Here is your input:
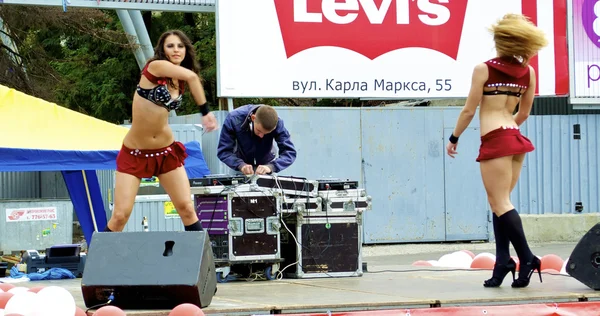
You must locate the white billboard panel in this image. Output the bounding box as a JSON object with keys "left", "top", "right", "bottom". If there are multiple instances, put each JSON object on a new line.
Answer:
{"left": 217, "top": 0, "right": 568, "bottom": 99}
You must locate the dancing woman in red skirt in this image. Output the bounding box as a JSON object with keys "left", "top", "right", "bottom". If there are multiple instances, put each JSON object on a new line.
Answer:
{"left": 105, "top": 30, "right": 218, "bottom": 233}
{"left": 446, "top": 14, "right": 547, "bottom": 288}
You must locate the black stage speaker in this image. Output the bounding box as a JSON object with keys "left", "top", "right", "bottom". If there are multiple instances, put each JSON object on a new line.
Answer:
{"left": 81, "top": 231, "right": 217, "bottom": 309}
{"left": 566, "top": 223, "right": 600, "bottom": 290}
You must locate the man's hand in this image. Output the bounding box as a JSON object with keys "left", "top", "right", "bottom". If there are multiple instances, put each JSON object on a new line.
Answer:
{"left": 202, "top": 113, "right": 218, "bottom": 133}
{"left": 255, "top": 165, "right": 272, "bottom": 175}
{"left": 240, "top": 164, "right": 254, "bottom": 175}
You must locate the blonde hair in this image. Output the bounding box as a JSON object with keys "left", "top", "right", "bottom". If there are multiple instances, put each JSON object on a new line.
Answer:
{"left": 490, "top": 14, "right": 548, "bottom": 65}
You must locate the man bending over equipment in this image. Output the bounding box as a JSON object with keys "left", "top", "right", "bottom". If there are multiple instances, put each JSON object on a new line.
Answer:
{"left": 217, "top": 104, "right": 297, "bottom": 175}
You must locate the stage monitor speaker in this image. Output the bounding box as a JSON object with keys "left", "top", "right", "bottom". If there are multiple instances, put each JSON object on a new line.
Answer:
{"left": 566, "top": 223, "right": 600, "bottom": 290}
{"left": 81, "top": 231, "right": 217, "bottom": 310}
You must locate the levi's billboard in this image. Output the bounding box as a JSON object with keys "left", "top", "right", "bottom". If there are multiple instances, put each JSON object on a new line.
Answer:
{"left": 216, "top": 0, "right": 568, "bottom": 99}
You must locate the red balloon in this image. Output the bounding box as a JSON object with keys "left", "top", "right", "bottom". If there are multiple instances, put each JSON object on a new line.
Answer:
{"left": 0, "top": 283, "right": 15, "bottom": 292}
{"left": 541, "top": 254, "right": 564, "bottom": 272}
{"left": 28, "top": 286, "right": 45, "bottom": 293}
{"left": 411, "top": 260, "right": 432, "bottom": 267}
{"left": 0, "top": 291, "right": 14, "bottom": 309}
{"left": 168, "top": 303, "right": 205, "bottom": 316}
{"left": 470, "top": 256, "right": 495, "bottom": 270}
{"left": 93, "top": 305, "right": 127, "bottom": 316}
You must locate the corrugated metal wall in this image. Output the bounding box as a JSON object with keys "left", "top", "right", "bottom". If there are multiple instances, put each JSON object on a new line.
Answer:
{"left": 116, "top": 195, "right": 186, "bottom": 232}
{"left": 0, "top": 172, "right": 41, "bottom": 199}
{"left": 510, "top": 114, "right": 600, "bottom": 216}
{"left": 169, "top": 111, "right": 231, "bottom": 175}
{"left": 4, "top": 106, "right": 600, "bottom": 245}
{"left": 173, "top": 106, "right": 600, "bottom": 244}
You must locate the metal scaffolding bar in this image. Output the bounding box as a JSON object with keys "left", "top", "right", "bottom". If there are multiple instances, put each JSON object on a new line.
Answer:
{"left": 0, "top": 0, "right": 216, "bottom": 13}
{"left": 128, "top": 10, "right": 154, "bottom": 60}
{"left": 116, "top": 10, "right": 147, "bottom": 70}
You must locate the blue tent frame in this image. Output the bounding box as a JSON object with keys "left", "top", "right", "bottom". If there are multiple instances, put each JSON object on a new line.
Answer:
{"left": 0, "top": 141, "right": 211, "bottom": 246}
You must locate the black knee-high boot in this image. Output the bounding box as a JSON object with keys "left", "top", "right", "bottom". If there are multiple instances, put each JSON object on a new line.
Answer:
{"left": 497, "top": 209, "right": 542, "bottom": 287}
{"left": 493, "top": 213, "right": 511, "bottom": 264}
{"left": 483, "top": 213, "right": 516, "bottom": 287}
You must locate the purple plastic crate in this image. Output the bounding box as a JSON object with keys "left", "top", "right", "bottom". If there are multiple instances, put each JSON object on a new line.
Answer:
{"left": 195, "top": 195, "right": 229, "bottom": 235}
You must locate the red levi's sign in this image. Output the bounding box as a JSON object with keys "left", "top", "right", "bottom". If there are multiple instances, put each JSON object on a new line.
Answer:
{"left": 216, "top": 0, "right": 569, "bottom": 98}
{"left": 274, "top": 0, "right": 468, "bottom": 60}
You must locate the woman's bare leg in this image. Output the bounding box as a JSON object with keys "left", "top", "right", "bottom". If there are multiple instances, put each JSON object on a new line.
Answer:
{"left": 106, "top": 171, "right": 141, "bottom": 232}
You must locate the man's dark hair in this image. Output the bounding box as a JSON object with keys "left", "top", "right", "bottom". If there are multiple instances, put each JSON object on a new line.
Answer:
{"left": 255, "top": 105, "right": 279, "bottom": 131}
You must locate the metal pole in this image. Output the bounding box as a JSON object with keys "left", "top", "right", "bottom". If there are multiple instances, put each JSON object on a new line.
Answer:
{"left": 128, "top": 10, "right": 154, "bottom": 60}
{"left": 0, "top": 18, "right": 27, "bottom": 77}
{"left": 227, "top": 98, "right": 234, "bottom": 112}
{"left": 116, "top": 10, "right": 146, "bottom": 70}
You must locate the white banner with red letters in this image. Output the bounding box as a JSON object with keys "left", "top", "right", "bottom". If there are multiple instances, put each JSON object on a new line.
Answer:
{"left": 216, "top": 0, "right": 568, "bottom": 99}
{"left": 5, "top": 207, "right": 58, "bottom": 222}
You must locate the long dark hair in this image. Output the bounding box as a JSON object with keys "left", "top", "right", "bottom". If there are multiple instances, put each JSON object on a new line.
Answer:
{"left": 146, "top": 30, "right": 201, "bottom": 88}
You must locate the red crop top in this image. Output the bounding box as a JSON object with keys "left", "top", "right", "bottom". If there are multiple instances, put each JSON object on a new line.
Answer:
{"left": 482, "top": 57, "right": 530, "bottom": 97}
{"left": 141, "top": 63, "right": 186, "bottom": 93}
{"left": 136, "top": 62, "right": 186, "bottom": 112}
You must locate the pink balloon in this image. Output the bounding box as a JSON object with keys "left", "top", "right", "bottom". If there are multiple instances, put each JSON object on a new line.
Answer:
{"left": 169, "top": 303, "right": 205, "bottom": 316}
{"left": 0, "top": 291, "right": 14, "bottom": 309}
{"left": 75, "top": 306, "right": 87, "bottom": 316}
{"left": 0, "top": 283, "right": 15, "bottom": 292}
{"left": 93, "top": 305, "right": 127, "bottom": 316}
{"left": 28, "top": 286, "right": 45, "bottom": 293}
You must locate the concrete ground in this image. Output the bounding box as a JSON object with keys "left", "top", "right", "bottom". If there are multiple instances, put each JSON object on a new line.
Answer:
{"left": 15, "top": 241, "right": 597, "bottom": 316}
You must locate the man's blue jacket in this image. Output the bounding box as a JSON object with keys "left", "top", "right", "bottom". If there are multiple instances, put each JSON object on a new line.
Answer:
{"left": 216, "top": 104, "right": 297, "bottom": 173}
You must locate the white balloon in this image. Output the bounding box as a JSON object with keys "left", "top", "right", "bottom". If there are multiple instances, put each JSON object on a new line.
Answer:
{"left": 438, "top": 252, "right": 472, "bottom": 268}
{"left": 7, "top": 287, "right": 29, "bottom": 295}
{"left": 4, "top": 291, "right": 38, "bottom": 315}
{"left": 561, "top": 257, "right": 570, "bottom": 275}
{"left": 450, "top": 251, "right": 475, "bottom": 268}
{"left": 0, "top": 308, "right": 4, "bottom": 316}
{"left": 30, "top": 286, "right": 76, "bottom": 316}
{"left": 427, "top": 260, "right": 439, "bottom": 267}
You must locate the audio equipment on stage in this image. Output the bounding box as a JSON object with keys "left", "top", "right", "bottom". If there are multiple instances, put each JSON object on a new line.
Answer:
{"left": 566, "top": 223, "right": 600, "bottom": 290}
{"left": 190, "top": 175, "right": 247, "bottom": 187}
{"left": 81, "top": 231, "right": 217, "bottom": 309}
{"left": 22, "top": 244, "right": 86, "bottom": 277}
{"left": 316, "top": 178, "right": 359, "bottom": 191}
{"left": 251, "top": 175, "right": 318, "bottom": 197}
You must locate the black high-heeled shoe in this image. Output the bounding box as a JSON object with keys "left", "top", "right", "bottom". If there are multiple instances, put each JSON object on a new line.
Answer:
{"left": 511, "top": 256, "right": 542, "bottom": 288}
{"left": 483, "top": 258, "right": 517, "bottom": 287}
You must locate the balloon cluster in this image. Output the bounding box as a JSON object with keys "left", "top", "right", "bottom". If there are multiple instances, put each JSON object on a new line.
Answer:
{"left": 412, "top": 250, "right": 568, "bottom": 274}
{"left": 0, "top": 283, "right": 205, "bottom": 316}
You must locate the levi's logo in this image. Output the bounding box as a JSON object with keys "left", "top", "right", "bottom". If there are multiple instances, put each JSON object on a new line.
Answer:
{"left": 274, "top": 0, "right": 469, "bottom": 60}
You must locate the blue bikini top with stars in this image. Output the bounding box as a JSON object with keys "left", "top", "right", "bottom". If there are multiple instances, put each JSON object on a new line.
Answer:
{"left": 136, "top": 62, "right": 185, "bottom": 111}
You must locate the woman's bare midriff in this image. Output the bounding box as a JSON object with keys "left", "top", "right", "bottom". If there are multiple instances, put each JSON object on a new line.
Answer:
{"left": 479, "top": 91, "right": 522, "bottom": 136}
{"left": 122, "top": 94, "right": 174, "bottom": 150}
